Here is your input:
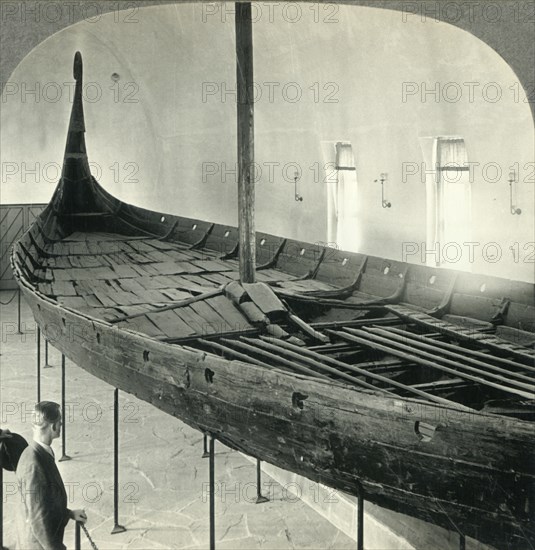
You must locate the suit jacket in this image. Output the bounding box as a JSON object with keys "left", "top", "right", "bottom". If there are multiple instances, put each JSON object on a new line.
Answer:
{"left": 16, "top": 441, "right": 71, "bottom": 550}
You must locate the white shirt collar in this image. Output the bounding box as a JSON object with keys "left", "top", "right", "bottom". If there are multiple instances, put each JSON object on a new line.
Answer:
{"left": 35, "top": 440, "right": 55, "bottom": 459}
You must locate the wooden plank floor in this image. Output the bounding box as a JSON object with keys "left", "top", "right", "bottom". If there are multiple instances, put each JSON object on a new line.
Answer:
{"left": 42, "top": 233, "right": 262, "bottom": 341}
{"left": 38, "top": 232, "right": 535, "bottom": 384}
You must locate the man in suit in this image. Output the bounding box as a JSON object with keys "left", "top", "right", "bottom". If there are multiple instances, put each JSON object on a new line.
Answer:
{"left": 16, "top": 401, "right": 87, "bottom": 550}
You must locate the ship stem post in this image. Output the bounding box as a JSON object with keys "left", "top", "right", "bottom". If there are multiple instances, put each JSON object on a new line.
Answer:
{"left": 235, "top": 2, "right": 256, "bottom": 283}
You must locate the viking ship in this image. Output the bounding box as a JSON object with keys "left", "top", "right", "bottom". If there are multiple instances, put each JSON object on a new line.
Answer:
{"left": 10, "top": 52, "right": 535, "bottom": 549}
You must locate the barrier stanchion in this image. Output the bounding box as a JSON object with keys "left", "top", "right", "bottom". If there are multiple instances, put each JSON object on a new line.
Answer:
{"left": 202, "top": 433, "right": 209, "bottom": 458}
{"left": 255, "top": 459, "right": 268, "bottom": 504}
{"left": 58, "top": 355, "right": 71, "bottom": 462}
{"left": 209, "top": 435, "right": 215, "bottom": 550}
{"left": 111, "top": 388, "right": 126, "bottom": 535}
{"left": 36, "top": 326, "right": 41, "bottom": 402}
{"left": 357, "top": 484, "right": 364, "bottom": 550}
{"left": 0, "top": 465, "right": 4, "bottom": 550}
{"left": 43, "top": 340, "right": 52, "bottom": 368}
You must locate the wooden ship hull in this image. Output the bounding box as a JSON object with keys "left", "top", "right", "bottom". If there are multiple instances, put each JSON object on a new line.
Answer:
{"left": 11, "top": 53, "right": 535, "bottom": 549}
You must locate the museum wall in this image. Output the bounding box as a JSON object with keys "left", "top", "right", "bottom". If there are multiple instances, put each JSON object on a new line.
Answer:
{"left": 1, "top": 3, "right": 533, "bottom": 281}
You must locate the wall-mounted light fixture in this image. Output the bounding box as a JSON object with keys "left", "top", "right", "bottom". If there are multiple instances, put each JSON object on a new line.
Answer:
{"left": 374, "top": 173, "right": 391, "bottom": 208}
{"left": 294, "top": 172, "right": 303, "bottom": 202}
{"left": 508, "top": 169, "right": 521, "bottom": 215}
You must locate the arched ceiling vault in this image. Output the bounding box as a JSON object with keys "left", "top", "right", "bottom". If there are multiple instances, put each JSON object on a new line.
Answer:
{"left": 1, "top": 0, "right": 534, "bottom": 123}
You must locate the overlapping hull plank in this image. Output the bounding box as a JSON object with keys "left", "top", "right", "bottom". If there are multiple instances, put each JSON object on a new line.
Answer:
{"left": 11, "top": 53, "right": 535, "bottom": 548}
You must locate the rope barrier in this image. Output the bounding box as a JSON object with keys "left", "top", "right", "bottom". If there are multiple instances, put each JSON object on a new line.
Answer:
{"left": 75, "top": 522, "right": 99, "bottom": 550}
{"left": 0, "top": 290, "right": 18, "bottom": 306}
{"left": 81, "top": 523, "right": 99, "bottom": 550}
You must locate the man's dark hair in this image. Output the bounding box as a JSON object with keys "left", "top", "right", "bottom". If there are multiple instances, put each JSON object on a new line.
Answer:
{"left": 33, "top": 401, "right": 61, "bottom": 428}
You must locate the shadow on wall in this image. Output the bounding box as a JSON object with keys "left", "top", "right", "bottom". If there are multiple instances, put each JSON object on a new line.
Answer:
{"left": 0, "top": 3, "right": 533, "bottom": 282}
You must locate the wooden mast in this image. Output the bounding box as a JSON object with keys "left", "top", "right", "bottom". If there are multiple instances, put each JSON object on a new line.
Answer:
{"left": 235, "top": 2, "right": 256, "bottom": 283}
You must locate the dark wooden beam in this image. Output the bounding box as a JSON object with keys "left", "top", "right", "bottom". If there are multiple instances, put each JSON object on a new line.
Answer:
{"left": 263, "top": 336, "right": 468, "bottom": 408}
{"left": 338, "top": 329, "right": 534, "bottom": 400}
{"left": 246, "top": 336, "right": 394, "bottom": 394}
{"left": 235, "top": 2, "right": 256, "bottom": 283}
{"left": 371, "top": 327, "right": 535, "bottom": 384}
{"left": 384, "top": 326, "right": 535, "bottom": 375}
{"left": 310, "top": 317, "right": 401, "bottom": 330}
{"left": 195, "top": 339, "right": 273, "bottom": 369}
{"left": 220, "top": 338, "right": 329, "bottom": 380}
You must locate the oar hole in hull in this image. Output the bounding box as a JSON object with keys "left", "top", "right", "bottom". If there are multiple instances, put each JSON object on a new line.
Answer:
{"left": 96, "top": 333, "right": 101, "bottom": 344}
{"left": 414, "top": 421, "right": 436, "bottom": 442}
{"left": 292, "top": 392, "right": 308, "bottom": 409}
{"left": 205, "top": 368, "right": 215, "bottom": 383}
{"left": 184, "top": 368, "right": 191, "bottom": 389}
{"left": 143, "top": 350, "right": 150, "bottom": 362}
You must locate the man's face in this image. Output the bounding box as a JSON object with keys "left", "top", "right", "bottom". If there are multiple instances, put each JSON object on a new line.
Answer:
{"left": 51, "top": 414, "right": 62, "bottom": 440}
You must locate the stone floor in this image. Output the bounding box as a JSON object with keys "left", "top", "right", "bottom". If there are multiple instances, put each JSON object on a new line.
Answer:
{"left": 1, "top": 290, "right": 356, "bottom": 549}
